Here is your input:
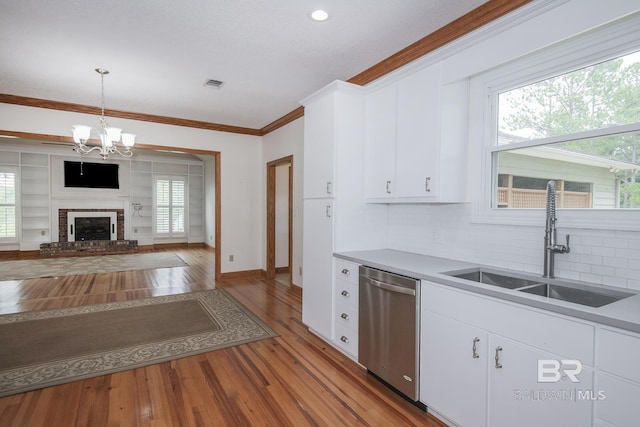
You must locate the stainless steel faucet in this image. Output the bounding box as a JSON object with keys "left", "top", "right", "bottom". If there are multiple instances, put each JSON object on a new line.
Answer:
{"left": 543, "top": 181, "right": 570, "bottom": 278}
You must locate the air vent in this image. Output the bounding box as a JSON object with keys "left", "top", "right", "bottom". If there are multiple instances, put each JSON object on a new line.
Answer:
{"left": 204, "top": 79, "right": 224, "bottom": 89}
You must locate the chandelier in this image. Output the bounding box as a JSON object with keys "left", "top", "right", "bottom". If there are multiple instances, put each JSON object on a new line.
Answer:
{"left": 71, "top": 68, "right": 135, "bottom": 159}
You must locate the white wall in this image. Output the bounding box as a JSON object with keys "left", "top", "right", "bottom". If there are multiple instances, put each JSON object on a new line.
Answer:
{"left": 383, "top": 0, "right": 640, "bottom": 291}
{"left": 261, "top": 117, "right": 304, "bottom": 287}
{"left": 0, "top": 103, "right": 263, "bottom": 274}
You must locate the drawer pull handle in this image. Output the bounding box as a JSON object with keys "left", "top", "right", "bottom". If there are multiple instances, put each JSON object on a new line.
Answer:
{"left": 340, "top": 336, "right": 349, "bottom": 343}
{"left": 341, "top": 290, "right": 349, "bottom": 297}
{"left": 495, "top": 346, "right": 503, "bottom": 369}
{"left": 341, "top": 313, "right": 349, "bottom": 320}
{"left": 425, "top": 176, "right": 431, "bottom": 192}
{"left": 472, "top": 337, "right": 480, "bottom": 359}
{"left": 341, "top": 268, "right": 350, "bottom": 276}
{"left": 326, "top": 181, "right": 332, "bottom": 195}
{"left": 386, "top": 180, "right": 392, "bottom": 194}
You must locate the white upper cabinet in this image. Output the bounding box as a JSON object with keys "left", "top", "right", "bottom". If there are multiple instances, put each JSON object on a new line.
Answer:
{"left": 364, "top": 63, "right": 468, "bottom": 203}
{"left": 302, "top": 91, "right": 336, "bottom": 199}
{"left": 395, "top": 64, "right": 441, "bottom": 199}
{"left": 364, "top": 83, "right": 397, "bottom": 200}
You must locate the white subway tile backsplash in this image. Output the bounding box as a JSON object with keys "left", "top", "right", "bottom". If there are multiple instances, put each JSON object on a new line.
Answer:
{"left": 590, "top": 265, "right": 616, "bottom": 277}
{"left": 602, "top": 256, "right": 628, "bottom": 269}
{"left": 579, "top": 272, "right": 604, "bottom": 284}
{"left": 387, "top": 204, "right": 640, "bottom": 290}
{"left": 603, "top": 238, "right": 629, "bottom": 249}
{"left": 615, "top": 248, "right": 640, "bottom": 260}
{"left": 579, "top": 254, "right": 603, "bottom": 266}
{"left": 591, "top": 246, "right": 616, "bottom": 257}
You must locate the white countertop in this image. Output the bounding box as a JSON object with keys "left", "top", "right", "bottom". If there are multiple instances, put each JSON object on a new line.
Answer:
{"left": 335, "top": 249, "right": 640, "bottom": 334}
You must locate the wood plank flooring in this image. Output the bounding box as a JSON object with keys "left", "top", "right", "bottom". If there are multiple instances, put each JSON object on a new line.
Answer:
{"left": 0, "top": 248, "right": 443, "bottom": 426}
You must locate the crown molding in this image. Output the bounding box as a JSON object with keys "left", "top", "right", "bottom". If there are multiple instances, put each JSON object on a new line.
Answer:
{"left": 0, "top": 94, "right": 262, "bottom": 137}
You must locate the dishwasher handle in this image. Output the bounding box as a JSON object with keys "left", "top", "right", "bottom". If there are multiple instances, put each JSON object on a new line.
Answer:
{"left": 362, "top": 277, "right": 416, "bottom": 296}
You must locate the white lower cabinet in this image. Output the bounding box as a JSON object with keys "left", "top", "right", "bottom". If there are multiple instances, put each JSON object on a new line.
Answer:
{"left": 595, "top": 328, "right": 640, "bottom": 427}
{"left": 301, "top": 199, "right": 334, "bottom": 339}
{"left": 488, "top": 335, "right": 593, "bottom": 427}
{"left": 421, "top": 311, "right": 488, "bottom": 426}
{"left": 421, "top": 280, "right": 595, "bottom": 427}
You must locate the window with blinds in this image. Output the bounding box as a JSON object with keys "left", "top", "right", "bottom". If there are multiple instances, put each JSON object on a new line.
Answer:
{"left": 154, "top": 176, "right": 186, "bottom": 237}
{"left": 0, "top": 170, "right": 17, "bottom": 240}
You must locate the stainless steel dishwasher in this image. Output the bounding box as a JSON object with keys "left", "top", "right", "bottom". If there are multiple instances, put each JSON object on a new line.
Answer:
{"left": 359, "top": 266, "right": 421, "bottom": 404}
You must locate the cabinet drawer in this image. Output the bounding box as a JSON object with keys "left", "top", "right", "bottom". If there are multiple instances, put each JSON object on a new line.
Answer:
{"left": 599, "top": 328, "right": 640, "bottom": 383}
{"left": 422, "top": 281, "right": 595, "bottom": 365}
{"left": 596, "top": 373, "right": 640, "bottom": 427}
{"left": 335, "top": 303, "right": 358, "bottom": 333}
{"left": 334, "top": 323, "right": 358, "bottom": 357}
{"left": 334, "top": 259, "right": 359, "bottom": 285}
{"left": 335, "top": 279, "right": 358, "bottom": 309}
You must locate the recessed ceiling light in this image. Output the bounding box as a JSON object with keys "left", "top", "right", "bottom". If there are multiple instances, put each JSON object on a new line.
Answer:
{"left": 309, "top": 9, "right": 330, "bottom": 22}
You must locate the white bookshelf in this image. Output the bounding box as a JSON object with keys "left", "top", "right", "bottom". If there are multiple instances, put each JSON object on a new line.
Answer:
{"left": 20, "top": 153, "right": 50, "bottom": 248}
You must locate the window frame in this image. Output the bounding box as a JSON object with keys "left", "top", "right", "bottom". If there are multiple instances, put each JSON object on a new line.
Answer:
{"left": 153, "top": 174, "right": 188, "bottom": 239}
{"left": 470, "top": 13, "right": 640, "bottom": 231}
{"left": 0, "top": 166, "right": 19, "bottom": 243}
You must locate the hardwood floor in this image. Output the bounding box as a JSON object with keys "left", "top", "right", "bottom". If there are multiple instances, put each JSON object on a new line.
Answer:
{"left": 0, "top": 248, "right": 443, "bottom": 426}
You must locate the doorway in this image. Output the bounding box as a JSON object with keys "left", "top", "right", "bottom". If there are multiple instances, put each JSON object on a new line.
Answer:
{"left": 266, "top": 155, "right": 293, "bottom": 282}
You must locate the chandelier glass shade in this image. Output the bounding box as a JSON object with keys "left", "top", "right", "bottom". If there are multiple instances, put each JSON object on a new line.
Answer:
{"left": 72, "top": 69, "right": 135, "bottom": 159}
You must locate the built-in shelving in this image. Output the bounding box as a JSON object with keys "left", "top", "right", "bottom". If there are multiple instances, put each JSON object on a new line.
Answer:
{"left": 20, "top": 153, "right": 50, "bottom": 248}
{"left": 130, "top": 161, "right": 153, "bottom": 240}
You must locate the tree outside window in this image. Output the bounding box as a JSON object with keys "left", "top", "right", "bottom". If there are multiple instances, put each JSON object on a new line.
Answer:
{"left": 495, "top": 50, "right": 640, "bottom": 208}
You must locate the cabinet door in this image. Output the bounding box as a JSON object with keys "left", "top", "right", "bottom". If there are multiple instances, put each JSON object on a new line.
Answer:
{"left": 301, "top": 199, "right": 334, "bottom": 338}
{"left": 364, "top": 84, "right": 397, "bottom": 200}
{"left": 489, "top": 335, "right": 593, "bottom": 427}
{"left": 421, "top": 310, "right": 488, "bottom": 427}
{"left": 303, "top": 93, "right": 335, "bottom": 199}
{"left": 395, "top": 64, "right": 441, "bottom": 199}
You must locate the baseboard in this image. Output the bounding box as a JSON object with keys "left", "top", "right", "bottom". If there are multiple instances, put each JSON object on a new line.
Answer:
{"left": 275, "top": 266, "right": 290, "bottom": 274}
{"left": 219, "top": 269, "right": 263, "bottom": 280}
{"left": 138, "top": 242, "right": 209, "bottom": 251}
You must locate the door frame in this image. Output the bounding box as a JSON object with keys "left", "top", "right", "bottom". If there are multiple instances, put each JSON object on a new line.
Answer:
{"left": 266, "top": 155, "right": 293, "bottom": 281}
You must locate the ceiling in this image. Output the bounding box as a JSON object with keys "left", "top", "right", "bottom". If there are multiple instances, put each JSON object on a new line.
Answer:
{"left": 1, "top": 0, "right": 489, "bottom": 132}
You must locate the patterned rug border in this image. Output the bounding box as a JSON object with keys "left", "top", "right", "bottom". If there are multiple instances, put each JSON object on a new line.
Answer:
{"left": 0, "top": 252, "right": 188, "bottom": 281}
{"left": 0, "top": 289, "right": 278, "bottom": 397}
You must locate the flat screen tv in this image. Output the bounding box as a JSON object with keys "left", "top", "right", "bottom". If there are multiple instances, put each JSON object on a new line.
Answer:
{"left": 64, "top": 161, "right": 120, "bottom": 189}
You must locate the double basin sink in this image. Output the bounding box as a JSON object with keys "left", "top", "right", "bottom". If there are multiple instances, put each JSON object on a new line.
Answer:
{"left": 445, "top": 268, "right": 634, "bottom": 308}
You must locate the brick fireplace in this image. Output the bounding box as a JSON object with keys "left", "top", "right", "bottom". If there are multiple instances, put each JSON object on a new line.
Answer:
{"left": 58, "top": 209, "right": 125, "bottom": 242}
{"left": 39, "top": 208, "right": 137, "bottom": 257}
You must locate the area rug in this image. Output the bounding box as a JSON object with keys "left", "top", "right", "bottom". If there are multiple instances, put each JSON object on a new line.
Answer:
{"left": 0, "top": 289, "right": 277, "bottom": 397}
{"left": 0, "top": 252, "right": 188, "bottom": 281}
